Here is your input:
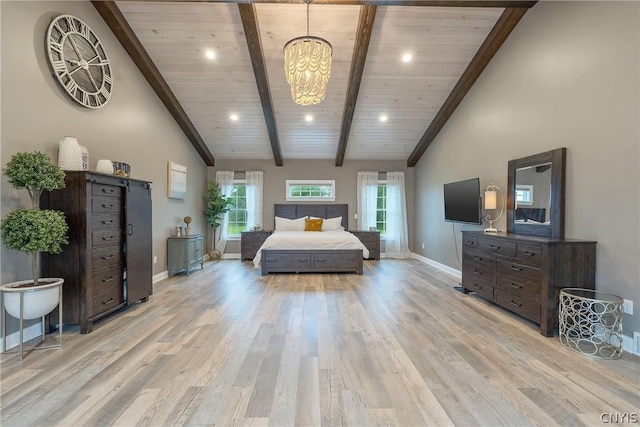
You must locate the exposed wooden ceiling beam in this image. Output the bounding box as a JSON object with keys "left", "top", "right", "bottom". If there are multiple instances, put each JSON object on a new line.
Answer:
{"left": 116, "top": 0, "right": 537, "bottom": 7}
{"left": 238, "top": 4, "right": 284, "bottom": 166}
{"left": 335, "top": 6, "right": 377, "bottom": 167}
{"left": 91, "top": 1, "right": 216, "bottom": 167}
{"left": 406, "top": 6, "right": 531, "bottom": 167}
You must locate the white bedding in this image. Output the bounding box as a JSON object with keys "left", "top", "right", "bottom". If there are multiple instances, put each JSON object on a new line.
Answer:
{"left": 253, "top": 230, "right": 370, "bottom": 268}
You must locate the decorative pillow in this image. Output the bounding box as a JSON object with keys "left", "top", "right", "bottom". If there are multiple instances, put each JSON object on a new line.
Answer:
{"left": 275, "top": 216, "right": 307, "bottom": 231}
{"left": 322, "top": 216, "right": 343, "bottom": 231}
{"left": 305, "top": 218, "right": 323, "bottom": 231}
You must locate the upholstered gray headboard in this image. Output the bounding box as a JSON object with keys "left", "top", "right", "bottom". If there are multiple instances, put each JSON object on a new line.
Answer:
{"left": 274, "top": 204, "right": 349, "bottom": 230}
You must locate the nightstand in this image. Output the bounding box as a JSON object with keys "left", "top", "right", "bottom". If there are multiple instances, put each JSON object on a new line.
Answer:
{"left": 351, "top": 230, "right": 380, "bottom": 260}
{"left": 241, "top": 230, "right": 273, "bottom": 260}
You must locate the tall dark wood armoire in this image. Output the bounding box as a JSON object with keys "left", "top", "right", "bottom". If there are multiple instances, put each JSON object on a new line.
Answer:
{"left": 41, "top": 171, "right": 153, "bottom": 333}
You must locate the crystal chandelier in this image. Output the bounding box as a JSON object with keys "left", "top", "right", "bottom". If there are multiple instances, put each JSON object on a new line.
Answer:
{"left": 283, "top": 0, "right": 332, "bottom": 106}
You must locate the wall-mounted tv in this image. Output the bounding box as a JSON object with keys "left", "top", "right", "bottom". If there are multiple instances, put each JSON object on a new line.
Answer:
{"left": 443, "top": 178, "right": 482, "bottom": 224}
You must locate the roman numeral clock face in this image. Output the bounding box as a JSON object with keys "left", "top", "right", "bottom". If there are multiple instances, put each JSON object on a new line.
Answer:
{"left": 46, "top": 15, "right": 112, "bottom": 109}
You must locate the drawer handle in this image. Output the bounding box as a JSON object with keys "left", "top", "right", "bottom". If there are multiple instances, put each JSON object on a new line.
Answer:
{"left": 473, "top": 256, "right": 482, "bottom": 261}
{"left": 103, "top": 297, "right": 115, "bottom": 304}
{"left": 466, "top": 240, "right": 475, "bottom": 245}
{"left": 102, "top": 188, "right": 115, "bottom": 194}
{"left": 298, "top": 259, "right": 309, "bottom": 263}
{"left": 509, "top": 300, "right": 523, "bottom": 308}
{"left": 267, "top": 259, "right": 276, "bottom": 263}
{"left": 102, "top": 236, "right": 115, "bottom": 241}
{"left": 509, "top": 283, "right": 523, "bottom": 290}
{"left": 522, "top": 251, "right": 534, "bottom": 256}
{"left": 101, "top": 220, "right": 114, "bottom": 225}
{"left": 102, "top": 203, "right": 114, "bottom": 208}
{"left": 510, "top": 266, "right": 523, "bottom": 272}
{"left": 473, "top": 269, "right": 482, "bottom": 275}
{"left": 316, "top": 259, "right": 326, "bottom": 263}
{"left": 101, "top": 254, "right": 115, "bottom": 260}
{"left": 472, "top": 284, "right": 481, "bottom": 289}
{"left": 489, "top": 245, "right": 500, "bottom": 250}
{"left": 102, "top": 276, "right": 115, "bottom": 282}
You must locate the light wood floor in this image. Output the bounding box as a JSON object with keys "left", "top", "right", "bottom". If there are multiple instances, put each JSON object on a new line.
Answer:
{"left": 1, "top": 259, "right": 639, "bottom": 426}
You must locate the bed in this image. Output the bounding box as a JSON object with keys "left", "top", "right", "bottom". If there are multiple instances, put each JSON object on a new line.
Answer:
{"left": 254, "top": 204, "right": 368, "bottom": 275}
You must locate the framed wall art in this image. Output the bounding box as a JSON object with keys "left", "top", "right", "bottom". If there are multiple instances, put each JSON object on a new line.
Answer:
{"left": 168, "top": 161, "right": 187, "bottom": 199}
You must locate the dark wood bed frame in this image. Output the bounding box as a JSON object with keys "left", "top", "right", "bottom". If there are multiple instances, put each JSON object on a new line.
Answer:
{"left": 260, "top": 204, "right": 363, "bottom": 275}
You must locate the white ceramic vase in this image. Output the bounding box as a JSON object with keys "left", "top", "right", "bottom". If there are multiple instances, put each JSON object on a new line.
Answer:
{"left": 58, "top": 137, "right": 83, "bottom": 171}
{"left": 1, "top": 278, "right": 63, "bottom": 320}
{"left": 96, "top": 159, "right": 114, "bottom": 174}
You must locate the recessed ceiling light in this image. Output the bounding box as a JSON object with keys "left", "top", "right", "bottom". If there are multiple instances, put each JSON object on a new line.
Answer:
{"left": 305, "top": 114, "right": 313, "bottom": 122}
{"left": 205, "top": 50, "right": 216, "bottom": 60}
{"left": 402, "top": 53, "right": 412, "bottom": 63}
{"left": 379, "top": 114, "right": 388, "bottom": 122}
{"left": 230, "top": 114, "right": 239, "bottom": 121}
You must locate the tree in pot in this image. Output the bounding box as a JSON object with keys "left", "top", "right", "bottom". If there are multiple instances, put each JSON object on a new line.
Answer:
{"left": 204, "top": 182, "right": 232, "bottom": 259}
{"left": 0, "top": 151, "right": 68, "bottom": 322}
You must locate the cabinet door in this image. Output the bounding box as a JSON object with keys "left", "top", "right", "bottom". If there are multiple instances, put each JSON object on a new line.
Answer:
{"left": 126, "top": 182, "right": 153, "bottom": 303}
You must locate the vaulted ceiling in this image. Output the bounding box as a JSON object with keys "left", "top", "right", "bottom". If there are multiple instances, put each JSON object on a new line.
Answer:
{"left": 93, "top": 1, "right": 536, "bottom": 167}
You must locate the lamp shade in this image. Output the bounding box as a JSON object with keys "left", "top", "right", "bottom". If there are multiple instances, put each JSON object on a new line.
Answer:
{"left": 484, "top": 190, "right": 497, "bottom": 210}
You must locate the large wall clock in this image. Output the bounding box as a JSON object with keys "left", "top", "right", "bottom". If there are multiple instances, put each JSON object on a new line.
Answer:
{"left": 46, "top": 15, "right": 113, "bottom": 109}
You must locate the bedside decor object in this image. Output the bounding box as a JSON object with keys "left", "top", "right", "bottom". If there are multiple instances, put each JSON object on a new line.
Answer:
{"left": 0, "top": 151, "right": 68, "bottom": 358}
{"left": 168, "top": 161, "right": 187, "bottom": 199}
{"left": 58, "top": 136, "right": 83, "bottom": 170}
{"left": 80, "top": 146, "right": 89, "bottom": 170}
{"left": 112, "top": 161, "right": 130, "bottom": 177}
{"left": 484, "top": 184, "right": 504, "bottom": 233}
{"left": 96, "top": 159, "right": 114, "bottom": 174}
{"left": 184, "top": 216, "right": 192, "bottom": 235}
{"left": 559, "top": 288, "right": 623, "bottom": 359}
{"left": 46, "top": 15, "right": 112, "bottom": 109}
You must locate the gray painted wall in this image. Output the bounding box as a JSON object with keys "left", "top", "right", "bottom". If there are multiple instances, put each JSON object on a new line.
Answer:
{"left": 413, "top": 1, "right": 640, "bottom": 336}
{"left": 1, "top": 1, "right": 207, "bottom": 333}
{"left": 208, "top": 159, "right": 414, "bottom": 254}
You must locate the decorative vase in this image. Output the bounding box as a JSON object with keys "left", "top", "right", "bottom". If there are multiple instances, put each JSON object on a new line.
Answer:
{"left": 58, "top": 137, "right": 83, "bottom": 171}
{"left": 1, "top": 278, "right": 63, "bottom": 320}
{"left": 96, "top": 159, "right": 114, "bottom": 174}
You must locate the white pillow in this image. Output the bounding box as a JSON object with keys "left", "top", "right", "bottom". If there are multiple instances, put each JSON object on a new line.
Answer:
{"left": 275, "top": 216, "right": 307, "bottom": 231}
{"left": 322, "top": 216, "right": 343, "bottom": 231}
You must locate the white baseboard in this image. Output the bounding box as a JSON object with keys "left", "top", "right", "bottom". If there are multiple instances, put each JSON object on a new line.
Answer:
{"left": 622, "top": 334, "right": 640, "bottom": 357}
{"left": 0, "top": 322, "right": 43, "bottom": 353}
{"left": 411, "top": 253, "right": 462, "bottom": 279}
{"left": 221, "top": 253, "right": 241, "bottom": 260}
{"left": 153, "top": 270, "right": 169, "bottom": 283}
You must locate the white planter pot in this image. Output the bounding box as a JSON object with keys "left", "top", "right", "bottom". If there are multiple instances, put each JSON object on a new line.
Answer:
{"left": 1, "top": 278, "right": 63, "bottom": 320}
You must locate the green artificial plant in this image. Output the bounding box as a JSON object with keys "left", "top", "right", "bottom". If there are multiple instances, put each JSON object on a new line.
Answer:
{"left": 0, "top": 151, "right": 69, "bottom": 286}
{"left": 204, "top": 182, "right": 233, "bottom": 255}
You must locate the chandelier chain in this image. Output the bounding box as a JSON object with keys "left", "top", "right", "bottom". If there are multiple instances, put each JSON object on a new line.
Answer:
{"left": 306, "top": 0, "right": 310, "bottom": 36}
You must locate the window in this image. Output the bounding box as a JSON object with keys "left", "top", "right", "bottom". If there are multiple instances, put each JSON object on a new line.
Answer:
{"left": 516, "top": 184, "right": 534, "bottom": 206}
{"left": 286, "top": 180, "right": 335, "bottom": 201}
{"left": 376, "top": 181, "right": 387, "bottom": 235}
{"left": 227, "top": 181, "right": 247, "bottom": 236}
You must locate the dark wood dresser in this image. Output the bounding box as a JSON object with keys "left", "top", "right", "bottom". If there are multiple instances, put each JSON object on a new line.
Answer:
{"left": 461, "top": 231, "right": 596, "bottom": 336}
{"left": 241, "top": 230, "right": 272, "bottom": 260}
{"left": 351, "top": 230, "right": 381, "bottom": 260}
{"left": 41, "top": 172, "right": 153, "bottom": 333}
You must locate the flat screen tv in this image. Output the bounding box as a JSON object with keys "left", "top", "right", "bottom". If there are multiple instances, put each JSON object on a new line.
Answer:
{"left": 443, "top": 178, "right": 482, "bottom": 224}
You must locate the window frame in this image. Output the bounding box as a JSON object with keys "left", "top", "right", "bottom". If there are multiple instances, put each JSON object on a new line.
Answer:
{"left": 285, "top": 179, "right": 336, "bottom": 202}
{"left": 376, "top": 179, "right": 387, "bottom": 237}
{"left": 226, "top": 179, "right": 248, "bottom": 238}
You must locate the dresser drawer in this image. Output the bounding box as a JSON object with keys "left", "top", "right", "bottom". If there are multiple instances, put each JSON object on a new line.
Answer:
{"left": 92, "top": 245, "right": 123, "bottom": 271}
{"left": 92, "top": 213, "right": 122, "bottom": 230}
{"left": 312, "top": 252, "right": 360, "bottom": 269}
{"left": 496, "top": 289, "right": 541, "bottom": 323}
{"left": 516, "top": 244, "right": 543, "bottom": 267}
{"left": 462, "top": 262, "right": 495, "bottom": 283}
{"left": 91, "top": 265, "right": 123, "bottom": 294}
{"left": 497, "top": 259, "right": 542, "bottom": 283}
{"left": 92, "top": 197, "right": 122, "bottom": 213}
{"left": 91, "top": 286, "right": 124, "bottom": 317}
{"left": 462, "top": 273, "right": 494, "bottom": 300}
{"left": 263, "top": 253, "right": 311, "bottom": 269}
{"left": 92, "top": 183, "right": 122, "bottom": 198}
{"left": 462, "top": 235, "right": 478, "bottom": 249}
{"left": 463, "top": 249, "right": 495, "bottom": 269}
{"left": 93, "top": 229, "right": 122, "bottom": 247}
{"left": 478, "top": 238, "right": 516, "bottom": 257}
{"left": 496, "top": 275, "right": 541, "bottom": 302}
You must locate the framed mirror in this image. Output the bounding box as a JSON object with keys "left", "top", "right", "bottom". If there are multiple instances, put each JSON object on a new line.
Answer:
{"left": 507, "top": 148, "right": 566, "bottom": 238}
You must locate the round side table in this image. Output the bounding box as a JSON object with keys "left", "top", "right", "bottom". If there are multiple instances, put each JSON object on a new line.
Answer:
{"left": 559, "top": 288, "right": 623, "bottom": 359}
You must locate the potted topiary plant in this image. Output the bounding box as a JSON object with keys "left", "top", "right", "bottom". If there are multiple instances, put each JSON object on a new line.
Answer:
{"left": 0, "top": 151, "right": 69, "bottom": 321}
{"left": 204, "top": 182, "right": 232, "bottom": 259}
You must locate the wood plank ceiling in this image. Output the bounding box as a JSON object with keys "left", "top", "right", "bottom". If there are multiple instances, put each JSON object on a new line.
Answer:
{"left": 96, "top": 1, "right": 536, "bottom": 167}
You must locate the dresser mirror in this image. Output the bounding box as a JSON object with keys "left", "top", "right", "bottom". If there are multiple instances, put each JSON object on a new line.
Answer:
{"left": 507, "top": 148, "right": 566, "bottom": 237}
